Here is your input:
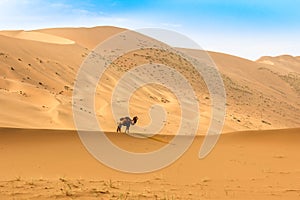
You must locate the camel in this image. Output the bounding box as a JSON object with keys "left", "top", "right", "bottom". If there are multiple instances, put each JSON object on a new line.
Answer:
{"left": 116, "top": 116, "right": 138, "bottom": 133}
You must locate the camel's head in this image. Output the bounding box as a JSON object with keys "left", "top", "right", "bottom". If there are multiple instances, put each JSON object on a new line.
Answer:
{"left": 132, "top": 116, "right": 138, "bottom": 125}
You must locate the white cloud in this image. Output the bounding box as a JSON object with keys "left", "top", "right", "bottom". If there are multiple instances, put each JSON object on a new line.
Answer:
{"left": 49, "top": 2, "right": 72, "bottom": 9}
{"left": 0, "top": 0, "right": 32, "bottom": 5}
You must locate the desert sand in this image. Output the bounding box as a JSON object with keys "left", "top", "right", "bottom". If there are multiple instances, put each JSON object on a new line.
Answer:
{"left": 0, "top": 26, "right": 300, "bottom": 199}
{"left": 0, "top": 127, "right": 299, "bottom": 199}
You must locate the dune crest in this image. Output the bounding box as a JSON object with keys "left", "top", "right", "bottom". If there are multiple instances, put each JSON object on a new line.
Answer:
{"left": 0, "top": 30, "right": 75, "bottom": 44}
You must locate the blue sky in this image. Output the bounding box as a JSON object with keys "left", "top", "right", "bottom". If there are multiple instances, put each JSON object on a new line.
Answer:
{"left": 0, "top": 0, "right": 299, "bottom": 59}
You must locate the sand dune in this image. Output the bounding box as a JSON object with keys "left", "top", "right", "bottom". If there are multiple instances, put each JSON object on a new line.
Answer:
{"left": 183, "top": 49, "right": 300, "bottom": 131}
{"left": 0, "top": 26, "right": 299, "bottom": 133}
{"left": 0, "top": 127, "right": 299, "bottom": 199}
{"left": 257, "top": 55, "right": 300, "bottom": 74}
{"left": 0, "top": 30, "right": 75, "bottom": 45}
{"left": 38, "top": 26, "right": 125, "bottom": 49}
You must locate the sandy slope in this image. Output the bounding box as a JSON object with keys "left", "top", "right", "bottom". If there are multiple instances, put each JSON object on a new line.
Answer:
{"left": 0, "top": 26, "right": 299, "bottom": 133}
{"left": 0, "top": 127, "right": 299, "bottom": 199}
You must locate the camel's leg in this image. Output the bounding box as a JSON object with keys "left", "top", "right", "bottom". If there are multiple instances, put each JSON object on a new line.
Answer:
{"left": 125, "top": 125, "right": 129, "bottom": 133}
{"left": 117, "top": 123, "right": 122, "bottom": 133}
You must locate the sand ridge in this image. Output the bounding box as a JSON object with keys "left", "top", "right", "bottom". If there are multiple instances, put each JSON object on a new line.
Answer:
{"left": 0, "top": 30, "right": 75, "bottom": 45}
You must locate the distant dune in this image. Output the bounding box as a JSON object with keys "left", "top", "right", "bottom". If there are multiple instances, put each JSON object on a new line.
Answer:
{"left": 0, "top": 30, "right": 75, "bottom": 44}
